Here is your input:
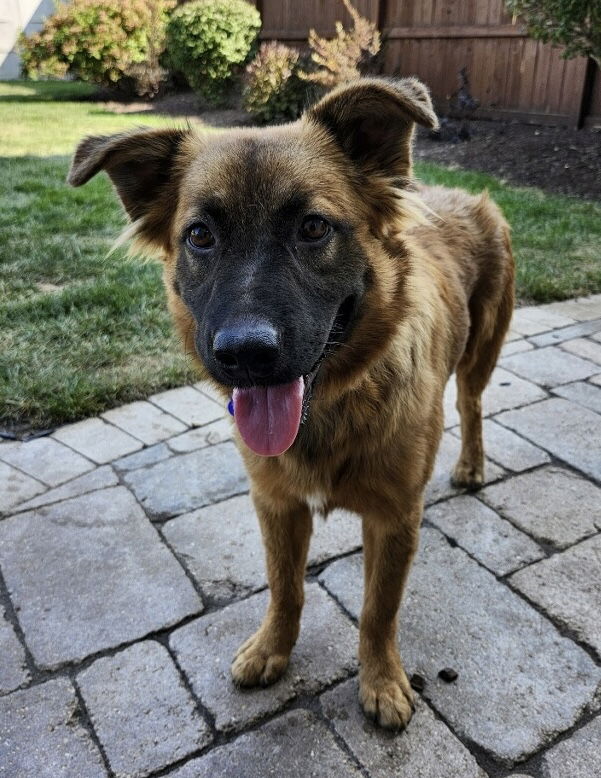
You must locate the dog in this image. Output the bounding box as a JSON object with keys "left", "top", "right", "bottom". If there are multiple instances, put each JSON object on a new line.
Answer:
{"left": 68, "top": 77, "right": 514, "bottom": 730}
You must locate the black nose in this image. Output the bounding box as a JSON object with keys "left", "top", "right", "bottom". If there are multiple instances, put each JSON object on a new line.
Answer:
{"left": 212, "top": 320, "right": 280, "bottom": 378}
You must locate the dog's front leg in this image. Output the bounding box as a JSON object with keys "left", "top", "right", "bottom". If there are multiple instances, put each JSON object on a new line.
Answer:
{"left": 359, "top": 500, "right": 421, "bottom": 729}
{"left": 231, "top": 494, "right": 312, "bottom": 687}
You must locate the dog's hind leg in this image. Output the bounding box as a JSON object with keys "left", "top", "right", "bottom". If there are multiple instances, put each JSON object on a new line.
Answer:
{"left": 452, "top": 263, "right": 514, "bottom": 489}
{"left": 231, "top": 495, "right": 312, "bottom": 687}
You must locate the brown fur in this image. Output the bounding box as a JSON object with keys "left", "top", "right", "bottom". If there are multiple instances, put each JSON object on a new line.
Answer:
{"left": 69, "top": 77, "right": 514, "bottom": 730}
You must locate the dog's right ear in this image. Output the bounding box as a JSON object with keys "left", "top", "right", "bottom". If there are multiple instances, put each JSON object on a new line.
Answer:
{"left": 68, "top": 127, "right": 191, "bottom": 253}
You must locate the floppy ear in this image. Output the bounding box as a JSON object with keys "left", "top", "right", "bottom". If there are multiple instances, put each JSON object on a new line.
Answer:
{"left": 307, "top": 77, "right": 438, "bottom": 179}
{"left": 68, "top": 127, "right": 190, "bottom": 253}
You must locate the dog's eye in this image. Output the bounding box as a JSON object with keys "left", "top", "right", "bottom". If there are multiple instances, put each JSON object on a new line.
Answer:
{"left": 187, "top": 223, "right": 215, "bottom": 250}
{"left": 299, "top": 215, "right": 330, "bottom": 242}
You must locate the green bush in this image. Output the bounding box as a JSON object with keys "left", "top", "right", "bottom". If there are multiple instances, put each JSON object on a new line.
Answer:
{"left": 19, "top": 0, "right": 174, "bottom": 96}
{"left": 243, "top": 42, "right": 309, "bottom": 124}
{"left": 165, "top": 0, "right": 261, "bottom": 103}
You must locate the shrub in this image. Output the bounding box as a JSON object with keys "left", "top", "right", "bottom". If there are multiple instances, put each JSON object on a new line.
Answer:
{"left": 243, "top": 42, "right": 309, "bottom": 123}
{"left": 300, "top": 0, "right": 381, "bottom": 89}
{"left": 165, "top": 0, "right": 261, "bottom": 103}
{"left": 19, "top": 0, "right": 175, "bottom": 96}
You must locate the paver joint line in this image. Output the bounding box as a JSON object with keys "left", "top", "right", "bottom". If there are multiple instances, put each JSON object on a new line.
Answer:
{"left": 1, "top": 298, "right": 601, "bottom": 777}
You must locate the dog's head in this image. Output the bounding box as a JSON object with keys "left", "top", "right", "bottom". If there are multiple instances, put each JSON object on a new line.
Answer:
{"left": 69, "top": 78, "right": 437, "bottom": 456}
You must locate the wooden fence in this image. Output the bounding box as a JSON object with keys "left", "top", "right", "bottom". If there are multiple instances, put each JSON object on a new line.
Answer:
{"left": 252, "top": 0, "right": 600, "bottom": 127}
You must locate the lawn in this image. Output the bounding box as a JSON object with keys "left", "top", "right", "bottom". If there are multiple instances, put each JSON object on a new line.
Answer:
{"left": 1, "top": 80, "right": 600, "bottom": 431}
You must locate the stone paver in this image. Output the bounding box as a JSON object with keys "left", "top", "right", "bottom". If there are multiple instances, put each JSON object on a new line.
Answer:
{"left": 542, "top": 715, "right": 601, "bottom": 778}
{"left": 322, "top": 680, "right": 487, "bottom": 778}
{"left": 0, "top": 461, "right": 45, "bottom": 513}
{"left": 553, "top": 380, "right": 601, "bottom": 414}
{"left": 545, "top": 295, "right": 601, "bottom": 321}
{"left": 425, "top": 432, "right": 503, "bottom": 504}
{"left": 425, "top": 495, "right": 544, "bottom": 576}
{"left": 319, "top": 528, "right": 600, "bottom": 764}
{"left": 167, "top": 709, "right": 362, "bottom": 778}
{"left": 0, "top": 608, "right": 29, "bottom": 694}
{"left": 102, "top": 400, "right": 187, "bottom": 445}
{"left": 0, "top": 437, "right": 93, "bottom": 486}
{"left": 560, "top": 337, "right": 601, "bottom": 364}
{"left": 452, "top": 418, "right": 550, "bottom": 472}
{"left": 501, "top": 338, "right": 534, "bottom": 357}
{"left": 528, "top": 318, "right": 601, "bottom": 347}
{"left": 53, "top": 417, "right": 142, "bottom": 464}
{"left": 502, "top": 346, "right": 599, "bottom": 388}
{"left": 124, "top": 442, "right": 247, "bottom": 519}
{"left": 10, "top": 465, "right": 118, "bottom": 512}
{"left": 149, "top": 386, "right": 224, "bottom": 427}
{"left": 170, "top": 583, "right": 357, "bottom": 732}
{"left": 510, "top": 535, "right": 601, "bottom": 657}
{"left": 112, "top": 442, "right": 172, "bottom": 473}
{"left": 167, "top": 417, "right": 233, "bottom": 453}
{"left": 510, "top": 306, "right": 576, "bottom": 336}
{"left": 3, "top": 298, "right": 601, "bottom": 776}
{"left": 163, "top": 495, "right": 362, "bottom": 601}
{"left": 444, "top": 367, "right": 547, "bottom": 429}
{"left": 0, "top": 678, "right": 107, "bottom": 778}
{"left": 480, "top": 467, "right": 601, "bottom": 549}
{"left": 496, "top": 398, "right": 601, "bottom": 480}
{"left": 77, "top": 641, "right": 211, "bottom": 778}
{"left": 0, "top": 487, "right": 202, "bottom": 668}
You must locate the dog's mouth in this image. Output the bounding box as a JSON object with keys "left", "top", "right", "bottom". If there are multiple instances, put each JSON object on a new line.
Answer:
{"left": 230, "top": 295, "right": 357, "bottom": 457}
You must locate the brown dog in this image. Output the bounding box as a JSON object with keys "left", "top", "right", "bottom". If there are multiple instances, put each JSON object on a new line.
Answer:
{"left": 69, "top": 77, "right": 514, "bottom": 729}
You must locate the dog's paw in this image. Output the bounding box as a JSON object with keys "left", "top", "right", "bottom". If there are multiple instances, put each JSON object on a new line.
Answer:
{"left": 451, "top": 460, "right": 484, "bottom": 491}
{"left": 231, "top": 630, "right": 290, "bottom": 688}
{"left": 359, "top": 666, "right": 415, "bottom": 730}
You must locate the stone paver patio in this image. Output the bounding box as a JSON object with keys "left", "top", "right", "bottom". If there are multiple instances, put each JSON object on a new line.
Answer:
{"left": 1, "top": 296, "right": 601, "bottom": 778}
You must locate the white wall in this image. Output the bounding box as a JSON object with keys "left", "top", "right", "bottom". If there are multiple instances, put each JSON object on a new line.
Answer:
{"left": 0, "top": 0, "right": 55, "bottom": 79}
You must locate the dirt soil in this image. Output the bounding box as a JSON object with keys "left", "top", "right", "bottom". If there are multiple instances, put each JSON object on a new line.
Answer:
{"left": 105, "top": 91, "right": 601, "bottom": 201}
{"left": 414, "top": 119, "right": 601, "bottom": 201}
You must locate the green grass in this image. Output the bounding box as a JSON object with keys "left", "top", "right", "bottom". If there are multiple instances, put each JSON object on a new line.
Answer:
{"left": 1, "top": 80, "right": 600, "bottom": 429}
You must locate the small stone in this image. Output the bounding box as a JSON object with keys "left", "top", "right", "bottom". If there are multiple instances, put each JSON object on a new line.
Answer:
{"left": 410, "top": 673, "right": 426, "bottom": 692}
{"left": 77, "top": 641, "right": 212, "bottom": 778}
{"left": 124, "top": 442, "right": 247, "bottom": 519}
{"left": 102, "top": 400, "right": 187, "bottom": 445}
{"left": 438, "top": 667, "right": 458, "bottom": 683}
{"left": 149, "top": 386, "right": 224, "bottom": 427}
{"left": 53, "top": 417, "right": 142, "bottom": 464}
{"left": 0, "top": 678, "right": 107, "bottom": 777}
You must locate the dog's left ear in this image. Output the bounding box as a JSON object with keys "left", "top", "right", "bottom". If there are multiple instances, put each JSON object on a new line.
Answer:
{"left": 307, "top": 77, "right": 438, "bottom": 179}
{"left": 68, "top": 127, "right": 191, "bottom": 252}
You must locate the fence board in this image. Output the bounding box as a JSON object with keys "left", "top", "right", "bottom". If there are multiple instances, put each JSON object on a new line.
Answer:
{"left": 257, "top": 0, "right": 596, "bottom": 125}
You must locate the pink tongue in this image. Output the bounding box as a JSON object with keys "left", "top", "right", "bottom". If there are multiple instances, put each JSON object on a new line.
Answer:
{"left": 233, "top": 377, "right": 304, "bottom": 457}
